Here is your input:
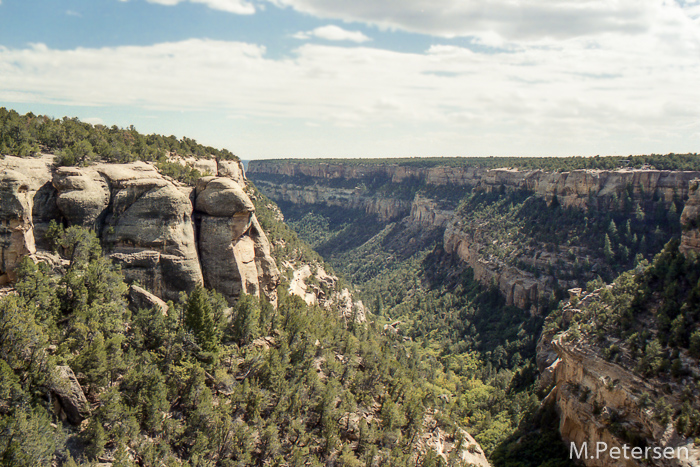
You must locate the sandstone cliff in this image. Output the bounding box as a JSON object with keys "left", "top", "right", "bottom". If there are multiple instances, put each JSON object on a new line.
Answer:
{"left": 538, "top": 289, "right": 700, "bottom": 467}
{"left": 680, "top": 179, "right": 700, "bottom": 255}
{"left": 0, "top": 155, "right": 279, "bottom": 305}
{"left": 249, "top": 161, "right": 700, "bottom": 211}
{"left": 250, "top": 161, "right": 700, "bottom": 311}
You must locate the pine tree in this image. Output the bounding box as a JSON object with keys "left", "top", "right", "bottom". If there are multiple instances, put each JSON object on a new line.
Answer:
{"left": 231, "top": 293, "right": 260, "bottom": 346}
{"left": 604, "top": 234, "right": 614, "bottom": 261}
{"left": 184, "top": 286, "right": 219, "bottom": 353}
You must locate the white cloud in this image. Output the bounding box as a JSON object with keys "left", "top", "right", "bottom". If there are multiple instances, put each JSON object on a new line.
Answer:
{"left": 294, "top": 25, "right": 371, "bottom": 43}
{"left": 266, "top": 0, "right": 697, "bottom": 42}
{"left": 83, "top": 117, "right": 105, "bottom": 125}
{"left": 1, "top": 27, "right": 699, "bottom": 156}
{"left": 146, "top": 0, "right": 255, "bottom": 14}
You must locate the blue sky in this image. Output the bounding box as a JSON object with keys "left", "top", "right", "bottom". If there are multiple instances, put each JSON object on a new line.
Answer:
{"left": 1, "top": 0, "right": 699, "bottom": 159}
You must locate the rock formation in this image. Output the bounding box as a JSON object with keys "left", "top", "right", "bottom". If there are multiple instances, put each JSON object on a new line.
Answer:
{"left": 680, "top": 179, "right": 700, "bottom": 255}
{"left": 0, "top": 169, "right": 35, "bottom": 284}
{"left": 0, "top": 155, "right": 279, "bottom": 306}
{"left": 537, "top": 292, "right": 700, "bottom": 467}
{"left": 50, "top": 365, "right": 91, "bottom": 425}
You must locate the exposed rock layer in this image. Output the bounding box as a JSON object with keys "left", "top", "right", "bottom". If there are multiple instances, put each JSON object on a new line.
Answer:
{"left": 537, "top": 292, "right": 700, "bottom": 467}
{"left": 0, "top": 156, "right": 279, "bottom": 305}
{"left": 249, "top": 161, "right": 700, "bottom": 211}
{"left": 251, "top": 161, "right": 700, "bottom": 310}
{"left": 680, "top": 179, "right": 700, "bottom": 255}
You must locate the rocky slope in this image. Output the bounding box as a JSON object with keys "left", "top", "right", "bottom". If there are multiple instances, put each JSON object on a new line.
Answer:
{"left": 537, "top": 292, "right": 700, "bottom": 467}
{"left": 533, "top": 195, "right": 700, "bottom": 467}
{"left": 0, "top": 155, "right": 279, "bottom": 305}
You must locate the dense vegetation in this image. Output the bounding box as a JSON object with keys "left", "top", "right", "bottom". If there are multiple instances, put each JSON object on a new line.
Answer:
{"left": 1, "top": 224, "right": 498, "bottom": 466}
{"left": 0, "top": 108, "right": 237, "bottom": 170}
{"left": 545, "top": 240, "right": 700, "bottom": 440}
{"left": 256, "top": 153, "right": 700, "bottom": 172}
{"left": 454, "top": 187, "right": 681, "bottom": 284}
{"left": 268, "top": 200, "right": 574, "bottom": 464}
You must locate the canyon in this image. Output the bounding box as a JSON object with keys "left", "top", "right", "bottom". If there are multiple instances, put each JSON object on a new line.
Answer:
{"left": 249, "top": 160, "right": 700, "bottom": 311}
{"left": 250, "top": 158, "right": 700, "bottom": 467}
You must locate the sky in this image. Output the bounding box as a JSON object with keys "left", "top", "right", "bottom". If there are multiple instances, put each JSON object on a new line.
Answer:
{"left": 1, "top": 0, "right": 699, "bottom": 159}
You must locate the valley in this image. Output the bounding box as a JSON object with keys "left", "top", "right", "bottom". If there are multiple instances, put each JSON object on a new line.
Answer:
{"left": 249, "top": 156, "right": 700, "bottom": 466}
{"left": 1, "top": 109, "right": 700, "bottom": 466}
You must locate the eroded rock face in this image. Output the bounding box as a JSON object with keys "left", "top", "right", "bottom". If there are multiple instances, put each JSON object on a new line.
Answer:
{"left": 540, "top": 336, "right": 700, "bottom": 467}
{"left": 0, "top": 170, "right": 36, "bottom": 284}
{"left": 537, "top": 290, "right": 700, "bottom": 467}
{"left": 0, "top": 156, "right": 280, "bottom": 307}
{"left": 680, "top": 180, "right": 700, "bottom": 255}
{"left": 196, "top": 176, "right": 279, "bottom": 306}
{"left": 53, "top": 167, "right": 111, "bottom": 229}
{"left": 61, "top": 163, "right": 203, "bottom": 302}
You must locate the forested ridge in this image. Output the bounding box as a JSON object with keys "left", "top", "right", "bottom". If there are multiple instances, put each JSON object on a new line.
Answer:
{"left": 254, "top": 153, "right": 700, "bottom": 172}
{"left": 0, "top": 108, "right": 235, "bottom": 185}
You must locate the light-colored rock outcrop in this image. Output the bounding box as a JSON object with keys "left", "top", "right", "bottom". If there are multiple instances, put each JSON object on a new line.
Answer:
{"left": 410, "top": 194, "right": 454, "bottom": 227}
{"left": 0, "top": 155, "right": 60, "bottom": 250}
{"left": 196, "top": 176, "right": 279, "bottom": 306}
{"left": 284, "top": 262, "right": 365, "bottom": 322}
{"left": 53, "top": 166, "right": 111, "bottom": 229}
{"left": 68, "top": 163, "right": 204, "bottom": 302}
{"left": 0, "top": 170, "right": 36, "bottom": 283}
{"left": 680, "top": 180, "right": 700, "bottom": 255}
{"left": 217, "top": 159, "right": 246, "bottom": 185}
{"left": 0, "top": 156, "right": 280, "bottom": 306}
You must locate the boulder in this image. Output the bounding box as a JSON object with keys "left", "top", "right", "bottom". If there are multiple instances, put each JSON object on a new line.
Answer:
{"left": 50, "top": 365, "right": 90, "bottom": 425}
{"left": 195, "top": 177, "right": 254, "bottom": 217}
{"left": 128, "top": 285, "right": 169, "bottom": 315}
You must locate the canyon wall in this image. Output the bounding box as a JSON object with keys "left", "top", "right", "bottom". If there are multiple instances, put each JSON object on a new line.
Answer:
{"left": 249, "top": 161, "right": 700, "bottom": 211}
{"left": 249, "top": 161, "right": 700, "bottom": 310}
{"left": 537, "top": 290, "right": 700, "bottom": 467}
{"left": 680, "top": 179, "right": 700, "bottom": 255}
{"left": 0, "top": 156, "right": 280, "bottom": 305}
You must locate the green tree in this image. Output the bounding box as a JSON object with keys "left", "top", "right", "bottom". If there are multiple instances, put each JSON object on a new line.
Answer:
{"left": 184, "top": 286, "right": 220, "bottom": 354}
{"left": 603, "top": 234, "right": 614, "bottom": 261}
{"left": 230, "top": 293, "right": 260, "bottom": 346}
